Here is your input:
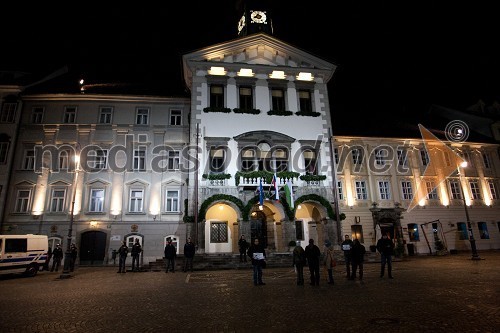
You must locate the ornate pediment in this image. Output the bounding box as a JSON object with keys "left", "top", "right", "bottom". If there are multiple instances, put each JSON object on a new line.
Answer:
{"left": 183, "top": 33, "right": 336, "bottom": 88}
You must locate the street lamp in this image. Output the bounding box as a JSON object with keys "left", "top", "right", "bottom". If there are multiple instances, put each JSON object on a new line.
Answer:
{"left": 60, "top": 152, "right": 80, "bottom": 278}
{"left": 457, "top": 161, "right": 481, "bottom": 260}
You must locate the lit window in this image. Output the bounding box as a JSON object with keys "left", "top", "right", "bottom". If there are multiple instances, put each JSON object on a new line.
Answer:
{"left": 129, "top": 190, "right": 144, "bottom": 213}
{"left": 165, "top": 190, "right": 179, "bottom": 212}
{"left": 89, "top": 189, "right": 105, "bottom": 212}
{"left": 51, "top": 189, "right": 66, "bottom": 212}
{"left": 210, "top": 221, "right": 228, "bottom": 242}
{"left": 15, "top": 189, "right": 32, "bottom": 213}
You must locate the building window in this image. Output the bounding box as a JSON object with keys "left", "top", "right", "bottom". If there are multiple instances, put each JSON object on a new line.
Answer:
{"left": 397, "top": 149, "right": 408, "bottom": 168}
{"left": 133, "top": 149, "right": 146, "bottom": 171}
{"left": 0, "top": 141, "right": 9, "bottom": 163}
{"left": 469, "top": 181, "right": 481, "bottom": 200}
{"left": 31, "top": 107, "right": 44, "bottom": 123}
{"left": 378, "top": 181, "right": 391, "bottom": 200}
{"left": 167, "top": 151, "right": 180, "bottom": 170}
{"left": 210, "top": 221, "right": 228, "bottom": 243}
{"left": 239, "top": 86, "right": 253, "bottom": 109}
{"left": 271, "top": 88, "right": 285, "bottom": 111}
{"left": 63, "top": 106, "right": 77, "bottom": 123}
{"left": 272, "top": 148, "right": 288, "bottom": 172}
{"left": 241, "top": 148, "right": 256, "bottom": 172}
{"left": 298, "top": 89, "right": 312, "bottom": 112}
{"left": 210, "top": 148, "right": 225, "bottom": 173}
{"left": 457, "top": 222, "right": 468, "bottom": 240}
{"left": 165, "top": 190, "right": 179, "bottom": 212}
{"left": 334, "top": 148, "right": 339, "bottom": 165}
{"left": 303, "top": 149, "right": 317, "bottom": 175}
{"left": 401, "top": 181, "right": 413, "bottom": 200}
{"left": 482, "top": 153, "right": 491, "bottom": 169}
{"left": 170, "top": 109, "right": 182, "bottom": 126}
{"left": 136, "top": 108, "right": 149, "bottom": 125}
{"left": 352, "top": 148, "right": 363, "bottom": 165}
{"left": 355, "top": 180, "right": 368, "bottom": 200}
{"left": 351, "top": 225, "right": 364, "bottom": 243}
{"left": 15, "top": 189, "right": 32, "bottom": 213}
{"left": 489, "top": 181, "right": 498, "bottom": 200}
{"left": 407, "top": 223, "right": 420, "bottom": 241}
{"left": 477, "top": 222, "right": 489, "bottom": 239}
{"left": 449, "top": 180, "right": 462, "bottom": 200}
{"left": 22, "top": 149, "right": 35, "bottom": 170}
{"left": 129, "top": 189, "right": 144, "bottom": 213}
{"left": 426, "top": 181, "right": 439, "bottom": 200}
{"left": 374, "top": 149, "right": 386, "bottom": 166}
{"left": 210, "top": 85, "right": 224, "bottom": 108}
{"left": 59, "top": 149, "right": 71, "bottom": 170}
{"left": 89, "top": 189, "right": 105, "bottom": 212}
{"left": 420, "top": 149, "right": 429, "bottom": 166}
{"left": 460, "top": 151, "right": 473, "bottom": 168}
{"left": 99, "top": 106, "right": 113, "bottom": 124}
{"left": 89, "top": 149, "right": 107, "bottom": 170}
{"left": 337, "top": 181, "right": 343, "bottom": 200}
{"left": 50, "top": 189, "right": 66, "bottom": 212}
{"left": 0, "top": 102, "right": 17, "bottom": 123}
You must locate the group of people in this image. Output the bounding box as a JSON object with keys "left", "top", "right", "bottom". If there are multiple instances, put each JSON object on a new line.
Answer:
{"left": 341, "top": 234, "right": 366, "bottom": 280}
{"left": 44, "top": 243, "right": 78, "bottom": 272}
{"left": 288, "top": 233, "right": 394, "bottom": 286}
{"left": 292, "top": 238, "right": 332, "bottom": 286}
{"left": 117, "top": 239, "right": 142, "bottom": 273}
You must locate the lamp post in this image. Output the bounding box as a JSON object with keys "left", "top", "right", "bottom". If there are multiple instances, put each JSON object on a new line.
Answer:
{"left": 60, "top": 153, "right": 80, "bottom": 278}
{"left": 457, "top": 162, "right": 481, "bottom": 260}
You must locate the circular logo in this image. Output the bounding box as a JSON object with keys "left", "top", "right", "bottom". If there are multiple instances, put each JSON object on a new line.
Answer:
{"left": 445, "top": 120, "right": 469, "bottom": 142}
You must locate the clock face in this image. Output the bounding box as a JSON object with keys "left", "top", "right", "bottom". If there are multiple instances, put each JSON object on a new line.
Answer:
{"left": 250, "top": 10, "right": 267, "bottom": 24}
{"left": 238, "top": 15, "right": 246, "bottom": 33}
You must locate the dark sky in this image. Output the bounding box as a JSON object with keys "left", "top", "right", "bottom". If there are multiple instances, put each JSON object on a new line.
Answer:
{"left": 2, "top": 1, "right": 499, "bottom": 131}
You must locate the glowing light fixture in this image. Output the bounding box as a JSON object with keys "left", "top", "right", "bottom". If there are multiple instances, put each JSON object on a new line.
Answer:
{"left": 269, "top": 70, "right": 285, "bottom": 79}
{"left": 296, "top": 72, "right": 313, "bottom": 81}
{"left": 208, "top": 67, "right": 226, "bottom": 76}
{"left": 238, "top": 68, "right": 254, "bottom": 77}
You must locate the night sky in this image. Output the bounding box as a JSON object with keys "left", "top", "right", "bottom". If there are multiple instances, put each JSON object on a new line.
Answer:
{"left": 2, "top": 1, "right": 499, "bottom": 134}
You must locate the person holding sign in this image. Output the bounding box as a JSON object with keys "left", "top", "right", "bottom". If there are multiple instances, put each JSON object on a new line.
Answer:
{"left": 247, "top": 238, "right": 266, "bottom": 286}
{"left": 341, "top": 234, "right": 354, "bottom": 279}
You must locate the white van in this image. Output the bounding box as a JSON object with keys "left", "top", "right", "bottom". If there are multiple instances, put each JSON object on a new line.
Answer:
{"left": 0, "top": 234, "right": 49, "bottom": 277}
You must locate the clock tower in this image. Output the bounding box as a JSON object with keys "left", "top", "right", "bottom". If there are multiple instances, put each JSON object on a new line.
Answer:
{"left": 237, "top": 0, "right": 273, "bottom": 37}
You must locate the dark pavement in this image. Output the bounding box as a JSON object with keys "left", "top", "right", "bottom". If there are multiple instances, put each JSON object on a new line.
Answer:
{"left": 1, "top": 251, "right": 499, "bottom": 333}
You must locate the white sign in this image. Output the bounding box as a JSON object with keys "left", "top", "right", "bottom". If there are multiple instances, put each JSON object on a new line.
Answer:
{"left": 110, "top": 235, "right": 121, "bottom": 241}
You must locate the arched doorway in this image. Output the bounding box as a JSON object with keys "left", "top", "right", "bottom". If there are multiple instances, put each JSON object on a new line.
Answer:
{"left": 250, "top": 211, "right": 267, "bottom": 247}
{"left": 80, "top": 230, "right": 106, "bottom": 265}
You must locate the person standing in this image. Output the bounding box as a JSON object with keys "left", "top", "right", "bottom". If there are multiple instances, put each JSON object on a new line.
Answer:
{"left": 304, "top": 239, "right": 321, "bottom": 286}
{"left": 292, "top": 241, "right": 306, "bottom": 285}
{"left": 117, "top": 241, "right": 128, "bottom": 273}
{"left": 341, "top": 234, "right": 354, "bottom": 279}
{"left": 69, "top": 244, "right": 78, "bottom": 272}
{"left": 164, "top": 238, "right": 177, "bottom": 273}
{"left": 323, "top": 240, "right": 335, "bottom": 285}
{"left": 377, "top": 234, "right": 395, "bottom": 278}
{"left": 183, "top": 237, "right": 195, "bottom": 272}
{"left": 247, "top": 238, "right": 266, "bottom": 286}
{"left": 131, "top": 239, "right": 142, "bottom": 272}
{"left": 351, "top": 239, "right": 366, "bottom": 280}
{"left": 238, "top": 234, "right": 249, "bottom": 262}
{"left": 51, "top": 244, "right": 63, "bottom": 272}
